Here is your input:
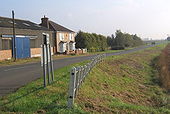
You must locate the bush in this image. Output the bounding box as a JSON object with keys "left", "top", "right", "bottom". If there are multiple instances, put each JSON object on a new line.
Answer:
{"left": 111, "top": 46, "right": 125, "bottom": 50}
{"left": 152, "top": 42, "right": 156, "bottom": 45}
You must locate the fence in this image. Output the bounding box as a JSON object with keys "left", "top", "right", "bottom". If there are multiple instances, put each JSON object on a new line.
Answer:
{"left": 68, "top": 54, "right": 106, "bottom": 108}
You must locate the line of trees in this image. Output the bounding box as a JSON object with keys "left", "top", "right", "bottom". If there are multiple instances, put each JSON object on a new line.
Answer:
{"left": 75, "top": 31, "right": 108, "bottom": 52}
{"left": 75, "top": 30, "right": 143, "bottom": 52}
{"left": 107, "top": 30, "right": 143, "bottom": 49}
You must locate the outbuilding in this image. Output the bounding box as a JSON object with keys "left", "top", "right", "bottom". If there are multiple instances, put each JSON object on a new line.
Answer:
{"left": 0, "top": 16, "right": 53, "bottom": 60}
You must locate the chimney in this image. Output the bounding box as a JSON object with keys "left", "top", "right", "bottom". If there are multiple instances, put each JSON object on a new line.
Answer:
{"left": 41, "top": 15, "right": 49, "bottom": 28}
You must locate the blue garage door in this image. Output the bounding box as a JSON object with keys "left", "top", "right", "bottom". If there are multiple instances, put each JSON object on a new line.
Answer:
{"left": 15, "top": 37, "right": 30, "bottom": 59}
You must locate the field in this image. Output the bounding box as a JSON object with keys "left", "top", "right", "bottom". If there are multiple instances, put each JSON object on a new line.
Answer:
{"left": 0, "top": 43, "right": 169, "bottom": 113}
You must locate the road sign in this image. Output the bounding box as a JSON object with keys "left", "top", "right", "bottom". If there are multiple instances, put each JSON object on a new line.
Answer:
{"left": 41, "top": 33, "right": 54, "bottom": 87}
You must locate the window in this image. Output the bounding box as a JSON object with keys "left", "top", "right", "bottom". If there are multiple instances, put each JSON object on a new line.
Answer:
{"left": 69, "top": 33, "right": 74, "bottom": 40}
{"left": 69, "top": 34, "right": 72, "bottom": 40}
{"left": 30, "top": 38, "right": 36, "bottom": 48}
{"left": 59, "top": 33, "right": 64, "bottom": 40}
{"left": 2, "top": 38, "right": 12, "bottom": 50}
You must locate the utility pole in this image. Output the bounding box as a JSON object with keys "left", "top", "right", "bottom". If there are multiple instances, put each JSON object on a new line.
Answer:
{"left": 12, "top": 10, "right": 16, "bottom": 61}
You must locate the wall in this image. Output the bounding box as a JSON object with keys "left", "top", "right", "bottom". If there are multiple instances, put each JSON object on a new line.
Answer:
{"left": 75, "top": 49, "right": 87, "bottom": 55}
{"left": 30, "top": 47, "right": 54, "bottom": 57}
{"left": 0, "top": 50, "right": 12, "bottom": 60}
{"left": 30, "top": 48, "right": 41, "bottom": 57}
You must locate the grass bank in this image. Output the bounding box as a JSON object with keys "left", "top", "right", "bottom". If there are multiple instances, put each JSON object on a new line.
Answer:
{"left": 76, "top": 44, "right": 170, "bottom": 113}
{"left": 157, "top": 43, "right": 170, "bottom": 91}
{"left": 0, "top": 43, "right": 169, "bottom": 113}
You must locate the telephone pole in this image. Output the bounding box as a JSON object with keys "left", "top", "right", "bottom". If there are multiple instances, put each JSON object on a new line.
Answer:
{"left": 12, "top": 10, "right": 16, "bottom": 61}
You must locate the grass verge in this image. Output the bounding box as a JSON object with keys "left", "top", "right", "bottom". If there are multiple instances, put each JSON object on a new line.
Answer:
{"left": 76, "top": 43, "right": 170, "bottom": 113}
{"left": 0, "top": 61, "right": 88, "bottom": 114}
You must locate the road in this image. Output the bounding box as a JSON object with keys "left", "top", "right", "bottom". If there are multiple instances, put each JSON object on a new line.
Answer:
{"left": 0, "top": 44, "right": 159, "bottom": 96}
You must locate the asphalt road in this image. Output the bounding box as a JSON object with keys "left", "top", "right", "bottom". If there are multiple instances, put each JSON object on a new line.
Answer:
{"left": 0, "top": 44, "right": 159, "bottom": 96}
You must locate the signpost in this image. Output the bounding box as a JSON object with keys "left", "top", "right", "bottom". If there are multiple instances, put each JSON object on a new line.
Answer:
{"left": 41, "top": 33, "right": 54, "bottom": 87}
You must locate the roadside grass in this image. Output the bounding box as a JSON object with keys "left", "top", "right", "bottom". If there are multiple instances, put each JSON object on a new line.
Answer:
{"left": 0, "top": 57, "right": 40, "bottom": 66}
{"left": 0, "top": 54, "right": 84, "bottom": 67}
{"left": 0, "top": 46, "right": 138, "bottom": 67}
{"left": 76, "top": 43, "right": 170, "bottom": 113}
{"left": 0, "top": 43, "right": 169, "bottom": 113}
{"left": 0, "top": 61, "right": 89, "bottom": 114}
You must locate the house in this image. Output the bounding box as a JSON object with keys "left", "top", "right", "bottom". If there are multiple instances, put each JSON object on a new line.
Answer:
{"left": 40, "top": 16, "right": 76, "bottom": 54}
{"left": 0, "top": 16, "right": 53, "bottom": 60}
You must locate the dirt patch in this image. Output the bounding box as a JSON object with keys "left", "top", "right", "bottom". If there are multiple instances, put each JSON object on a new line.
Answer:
{"left": 77, "top": 96, "right": 113, "bottom": 113}
{"left": 113, "top": 90, "right": 155, "bottom": 107}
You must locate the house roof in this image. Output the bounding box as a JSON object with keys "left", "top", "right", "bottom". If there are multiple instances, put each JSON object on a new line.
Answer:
{"left": 0, "top": 16, "right": 50, "bottom": 31}
{"left": 49, "top": 21, "right": 74, "bottom": 33}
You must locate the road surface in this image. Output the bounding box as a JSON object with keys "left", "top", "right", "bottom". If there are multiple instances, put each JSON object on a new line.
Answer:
{"left": 0, "top": 44, "right": 159, "bottom": 96}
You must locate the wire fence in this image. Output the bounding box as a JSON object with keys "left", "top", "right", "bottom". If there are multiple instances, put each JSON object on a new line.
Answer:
{"left": 67, "top": 54, "right": 106, "bottom": 108}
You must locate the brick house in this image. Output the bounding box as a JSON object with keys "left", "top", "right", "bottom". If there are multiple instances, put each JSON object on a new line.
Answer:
{"left": 40, "top": 16, "right": 76, "bottom": 54}
{"left": 0, "top": 16, "right": 53, "bottom": 60}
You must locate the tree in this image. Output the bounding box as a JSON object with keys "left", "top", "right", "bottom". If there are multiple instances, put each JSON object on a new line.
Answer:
{"left": 75, "top": 31, "right": 108, "bottom": 52}
{"left": 107, "top": 30, "right": 143, "bottom": 49}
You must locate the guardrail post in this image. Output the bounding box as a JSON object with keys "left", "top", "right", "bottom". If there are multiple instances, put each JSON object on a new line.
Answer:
{"left": 67, "top": 54, "right": 106, "bottom": 108}
{"left": 75, "top": 67, "right": 80, "bottom": 98}
{"left": 76, "top": 67, "right": 81, "bottom": 95}
{"left": 80, "top": 66, "right": 83, "bottom": 84}
{"left": 82, "top": 66, "right": 85, "bottom": 82}
{"left": 68, "top": 67, "right": 77, "bottom": 108}
{"left": 87, "top": 63, "right": 90, "bottom": 75}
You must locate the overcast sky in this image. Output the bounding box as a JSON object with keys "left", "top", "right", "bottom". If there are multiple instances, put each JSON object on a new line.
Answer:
{"left": 1, "top": 0, "right": 170, "bottom": 39}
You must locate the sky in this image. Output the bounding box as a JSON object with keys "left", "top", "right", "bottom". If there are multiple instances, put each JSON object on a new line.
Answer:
{"left": 1, "top": 0, "right": 170, "bottom": 40}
